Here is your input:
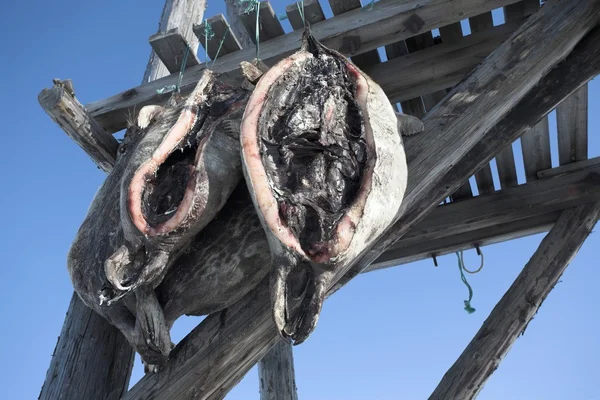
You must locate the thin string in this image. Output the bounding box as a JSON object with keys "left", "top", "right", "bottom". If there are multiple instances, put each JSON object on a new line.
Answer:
{"left": 364, "top": 0, "right": 375, "bottom": 11}
{"left": 211, "top": 28, "right": 229, "bottom": 69}
{"left": 297, "top": 1, "right": 305, "bottom": 26}
{"left": 156, "top": 46, "right": 190, "bottom": 95}
{"left": 462, "top": 247, "right": 484, "bottom": 274}
{"left": 456, "top": 250, "right": 476, "bottom": 314}
{"left": 237, "top": 0, "right": 262, "bottom": 60}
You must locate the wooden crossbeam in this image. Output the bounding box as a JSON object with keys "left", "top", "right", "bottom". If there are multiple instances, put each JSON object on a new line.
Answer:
{"left": 369, "top": 161, "right": 600, "bottom": 270}
{"left": 38, "top": 80, "right": 118, "bottom": 173}
{"left": 557, "top": 84, "right": 589, "bottom": 165}
{"left": 194, "top": 14, "right": 243, "bottom": 60}
{"left": 286, "top": 0, "right": 325, "bottom": 31}
{"left": 122, "top": 3, "right": 600, "bottom": 398}
{"left": 429, "top": 202, "right": 600, "bottom": 399}
{"left": 86, "top": 0, "right": 526, "bottom": 134}
{"left": 149, "top": 27, "right": 200, "bottom": 73}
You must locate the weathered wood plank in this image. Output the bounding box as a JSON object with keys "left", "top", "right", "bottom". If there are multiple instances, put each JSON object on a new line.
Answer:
{"left": 122, "top": 4, "right": 600, "bottom": 399}
{"left": 405, "top": 33, "right": 447, "bottom": 110}
{"left": 328, "top": 0, "right": 381, "bottom": 69}
{"left": 495, "top": 0, "right": 540, "bottom": 189}
{"left": 40, "top": 1, "right": 207, "bottom": 398}
{"left": 143, "top": 0, "right": 206, "bottom": 84}
{"left": 239, "top": 1, "right": 285, "bottom": 44}
{"left": 557, "top": 84, "right": 589, "bottom": 165}
{"left": 149, "top": 27, "right": 200, "bottom": 73}
{"left": 286, "top": 0, "right": 325, "bottom": 31}
{"left": 385, "top": 40, "right": 426, "bottom": 118}
{"left": 537, "top": 156, "right": 600, "bottom": 179}
{"left": 258, "top": 340, "right": 299, "bottom": 400}
{"left": 38, "top": 80, "right": 118, "bottom": 173}
{"left": 429, "top": 202, "right": 600, "bottom": 400}
{"left": 88, "top": 0, "right": 528, "bottom": 133}
{"left": 369, "top": 162, "right": 600, "bottom": 270}
{"left": 195, "top": 14, "right": 244, "bottom": 60}
{"left": 521, "top": 117, "right": 552, "bottom": 182}
{"left": 225, "top": 0, "right": 254, "bottom": 48}
{"left": 39, "top": 293, "right": 135, "bottom": 400}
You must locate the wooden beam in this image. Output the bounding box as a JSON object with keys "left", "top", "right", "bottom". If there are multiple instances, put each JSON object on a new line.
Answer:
{"left": 239, "top": 1, "right": 285, "bottom": 43}
{"left": 286, "top": 0, "right": 325, "bottom": 31}
{"left": 258, "top": 340, "right": 299, "bottom": 400}
{"left": 385, "top": 41, "right": 426, "bottom": 118}
{"left": 557, "top": 84, "right": 589, "bottom": 165}
{"left": 143, "top": 0, "right": 206, "bottom": 84}
{"left": 39, "top": 293, "right": 135, "bottom": 400}
{"left": 538, "top": 156, "right": 600, "bottom": 180}
{"left": 87, "top": 0, "right": 526, "bottom": 133}
{"left": 38, "top": 80, "right": 118, "bottom": 173}
{"left": 122, "top": 4, "right": 600, "bottom": 399}
{"left": 521, "top": 116, "right": 552, "bottom": 182}
{"left": 195, "top": 14, "right": 244, "bottom": 60}
{"left": 428, "top": 202, "right": 600, "bottom": 400}
{"left": 224, "top": 0, "right": 254, "bottom": 49}
{"left": 328, "top": 0, "right": 381, "bottom": 69}
{"left": 40, "top": 1, "right": 207, "bottom": 398}
{"left": 368, "top": 162, "right": 600, "bottom": 270}
{"left": 149, "top": 27, "right": 200, "bottom": 73}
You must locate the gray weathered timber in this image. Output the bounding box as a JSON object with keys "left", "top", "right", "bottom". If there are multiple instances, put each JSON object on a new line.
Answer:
{"left": 87, "top": 0, "right": 525, "bottom": 133}
{"left": 38, "top": 82, "right": 118, "bottom": 173}
{"left": 557, "top": 84, "right": 589, "bottom": 165}
{"left": 429, "top": 202, "right": 600, "bottom": 400}
{"left": 239, "top": 2, "right": 285, "bottom": 43}
{"left": 521, "top": 116, "right": 552, "bottom": 182}
{"left": 368, "top": 162, "right": 600, "bottom": 270}
{"left": 143, "top": 0, "right": 206, "bottom": 83}
{"left": 149, "top": 27, "right": 200, "bottom": 73}
{"left": 122, "top": 4, "right": 600, "bottom": 399}
{"left": 258, "top": 340, "right": 299, "bottom": 400}
{"left": 328, "top": 0, "right": 381, "bottom": 69}
{"left": 384, "top": 40, "right": 426, "bottom": 118}
{"left": 224, "top": 0, "right": 253, "bottom": 48}
{"left": 40, "top": 1, "right": 207, "bottom": 398}
{"left": 537, "top": 156, "right": 600, "bottom": 179}
{"left": 195, "top": 14, "right": 244, "bottom": 60}
{"left": 39, "top": 293, "right": 135, "bottom": 400}
{"left": 286, "top": 0, "right": 325, "bottom": 31}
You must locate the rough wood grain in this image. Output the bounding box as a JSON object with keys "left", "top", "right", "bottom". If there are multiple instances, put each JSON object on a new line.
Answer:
{"left": 239, "top": 1, "right": 285, "bottom": 43}
{"left": 521, "top": 116, "right": 552, "bottom": 182}
{"left": 384, "top": 40, "right": 426, "bottom": 118}
{"left": 328, "top": 0, "right": 381, "bottom": 69}
{"left": 429, "top": 202, "right": 600, "bottom": 400}
{"left": 195, "top": 14, "right": 243, "bottom": 60}
{"left": 286, "top": 0, "right": 325, "bottom": 31}
{"left": 370, "top": 162, "right": 600, "bottom": 270}
{"left": 258, "top": 340, "right": 299, "bottom": 400}
{"left": 538, "top": 156, "right": 600, "bottom": 179}
{"left": 38, "top": 82, "right": 118, "bottom": 173}
{"left": 557, "top": 84, "right": 589, "bottom": 165}
{"left": 143, "top": 0, "right": 206, "bottom": 83}
{"left": 40, "top": 1, "right": 207, "bottom": 398}
{"left": 88, "top": 0, "right": 526, "bottom": 133}
{"left": 122, "top": 4, "right": 600, "bottom": 399}
{"left": 39, "top": 293, "right": 135, "bottom": 400}
{"left": 225, "top": 0, "right": 254, "bottom": 48}
{"left": 149, "top": 27, "right": 200, "bottom": 73}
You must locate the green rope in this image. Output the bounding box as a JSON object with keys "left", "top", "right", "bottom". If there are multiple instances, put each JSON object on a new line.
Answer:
{"left": 456, "top": 251, "right": 476, "bottom": 314}
{"left": 156, "top": 46, "right": 190, "bottom": 95}
{"left": 211, "top": 28, "right": 229, "bottom": 69}
{"left": 204, "top": 21, "right": 215, "bottom": 66}
{"left": 237, "top": 0, "right": 262, "bottom": 59}
{"left": 297, "top": 1, "right": 305, "bottom": 26}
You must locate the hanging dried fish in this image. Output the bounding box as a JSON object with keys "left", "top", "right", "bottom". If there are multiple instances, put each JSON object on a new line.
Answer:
{"left": 240, "top": 30, "right": 422, "bottom": 344}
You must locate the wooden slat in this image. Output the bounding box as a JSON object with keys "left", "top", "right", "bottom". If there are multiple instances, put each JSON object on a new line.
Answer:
{"left": 239, "top": 1, "right": 285, "bottom": 43}
{"left": 122, "top": 7, "right": 600, "bottom": 398}
{"left": 195, "top": 14, "right": 243, "bottom": 59}
{"left": 225, "top": 0, "right": 254, "bottom": 48}
{"left": 38, "top": 81, "right": 118, "bottom": 173}
{"left": 430, "top": 202, "right": 600, "bottom": 400}
{"left": 286, "top": 0, "right": 325, "bottom": 30}
{"left": 495, "top": 0, "right": 541, "bottom": 188}
{"left": 328, "top": 0, "right": 381, "bottom": 69}
{"left": 87, "top": 0, "right": 528, "bottom": 133}
{"left": 385, "top": 41, "right": 426, "bottom": 118}
{"left": 369, "top": 162, "right": 600, "bottom": 270}
{"left": 557, "top": 84, "right": 589, "bottom": 165}
{"left": 258, "top": 340, "right": 299, "bottom": 400}
{"left": 405, "top": 33, "right": 448, "bottom": 110}
{"left": 149, "top": 27, "right": 200, "bottom": 73}
{"left": 521, "top": 117, "right": 552, "bottom": 182}
{"left": 537, "top": 156, "right": 600, "bottom": 179}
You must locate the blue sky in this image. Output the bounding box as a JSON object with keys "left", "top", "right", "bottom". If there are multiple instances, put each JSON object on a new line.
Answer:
{"left": 1, "top": 1, "right": 599, "bottom": 399}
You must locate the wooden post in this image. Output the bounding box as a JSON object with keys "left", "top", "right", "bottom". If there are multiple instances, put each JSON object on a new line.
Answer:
{"left": 39, "top": 2, "right": 206, "bottom": 399}
{"left": 258, "top": 340, "right": 299, "bottom": 400}
{"left": 429, "top": 202, "right": 600, "bottom": 399}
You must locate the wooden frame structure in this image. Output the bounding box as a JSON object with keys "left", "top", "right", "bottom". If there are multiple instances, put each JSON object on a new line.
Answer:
{"left": 38, "top": 0, "right": 600, "bottom": 399}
